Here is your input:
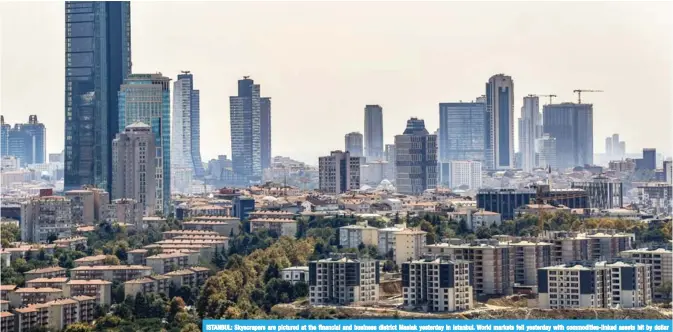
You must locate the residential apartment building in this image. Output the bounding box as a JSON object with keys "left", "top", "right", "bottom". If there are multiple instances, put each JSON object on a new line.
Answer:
{"left": 20, "top": 196, "right": 72, "bottom": 243}
{"left": 24, "top": 267, "right": 67, "bottom": 282}
{"left": 394, "top": 118, "right": 438, "bottom": 195}
{"left": 0, "top": 311, "right": 13, "bottom": 332}
{"left": 620, "top": 248, "right": 672, "bottom": 298}
{"left": 538, "top": 262, "right": 611, "bottom": 309}
{"left": 425, "top": 242, "right": 513, "bottom": 296}
{"left": 112, "top": 123, "right": 157, "bottom": 215}
{"left": 402, "top": 258, "right": 474, "bottom": 312}
{"left": 146, "top": 252, "right": 192, "bottom": 274}
{"left": 438, "top": 160, "right": 482, "bottom": 190}
{"left": 64, "top": 190, "right": 95, "bottom": 225}
{"left": 124, "top": 276, "right": 170, "bottom": 298}
{"left": 69, "top": 265, "right": 152, "bottom": 282}
{"left": 509, "top": 241, "right": 552, "bottom": 286}
{"left": 600, "top": 261, "right": 652, "bottom": 308}
{"left": 13, "top": 303, "right": 50, "bottom": 332}
{"left": 339, "top": 224, "right": 379, "bottom": 249}
{"left": 8, "top": 288, "right": 63, "bottom": 307}
{"left": 394, "top": 229, "right": 427, "bottom": 266}
{"left": 377, "top": 226, "right": 403, "bottom": 256}
{"left": 318, "top": 150, "right": 361, "bottom": 194}
{"left": 249, "top": 218, "right": 297, "bottom": 238}
{"left": 164, "top": 267, "right": 210, "bottom": 289}
{"left": 25, "top": 278, "right": 68, "bottom": 290}
{"left": 63, "top": 279, "right": 113, "bottom": 306}
{"left": 183, "top": 218, "right": 239, "bottom": 236}
{"left": 282, "top": 266, "right": 309, "bottom": 285}
{"left": 308, "top": 256, "right": 380, "bottom": 305}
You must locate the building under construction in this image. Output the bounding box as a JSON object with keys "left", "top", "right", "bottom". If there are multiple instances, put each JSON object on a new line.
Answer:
{"left": 571, "top": 175, "right": 623, "bottom": 210}
{"left": 477, "top": 185, "right": 588, "bottom": 220}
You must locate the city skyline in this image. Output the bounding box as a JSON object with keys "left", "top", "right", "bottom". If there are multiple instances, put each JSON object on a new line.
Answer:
{"left": 1, "top": 1, "right": 671, "bottom": 164}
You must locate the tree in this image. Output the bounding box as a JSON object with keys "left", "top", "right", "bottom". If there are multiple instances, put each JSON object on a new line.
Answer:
{"left": 293, "top": 281, "right": 309, "bottom": 298}
{"left": 181, "top": 324, "right": 200, "bottom": 332}
{"left": 63, "top": 323, "right": 93, "bottom": 332}
{"left": 168, "top": 297, "right": 187, "bottom": 323}
{"left": 46, "top": 233, "right": 58, "bottom": 244}
{"left": 263, "top": 261, "right": 281, "bottom": 283}
{"left": 103, "top": 255, "right": 121, "bottom": 265}
{"left": 134, "top": 293, "right": 149, "bottom": 318}
{"left": 475, "top": 225, "right": 492, "bottom": 239}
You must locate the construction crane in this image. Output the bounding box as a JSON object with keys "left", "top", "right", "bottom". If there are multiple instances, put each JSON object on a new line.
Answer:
{"left": 573, "top": 89, "right": 603, "bottom": 104}
{"left": 527, "top": 94, "right": 557, "bottom": 105}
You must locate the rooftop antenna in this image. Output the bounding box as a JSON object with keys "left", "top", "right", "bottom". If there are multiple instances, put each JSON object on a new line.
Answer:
{"left": 181, "top": 70, "right": 191, "bottom": 74}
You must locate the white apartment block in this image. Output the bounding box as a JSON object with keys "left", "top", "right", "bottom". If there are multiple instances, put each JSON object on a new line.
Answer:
{"left": 444, "top": 160, "right": 482, "bottom": 190}
{"left": 425, "top": 242, "right": 513, "bottom": 296}
{"left": 281, "top": 266, "right": 309, "bottom": 285}
{"left": 308, "top": 256, "right": 379, "bottom": 305}
{"left": 393, "top": 229, "right": 427, "bottom": 266}
{"left": 20, "top": 196, "right": 72, "bottom": 243}
{"left": 339, "top": 225, "right": 378, "bottom": 249}
{"left": 547, "top": 232, "right": 634, "bottom": 265}
{"left": 620, "top": 248, "right": 671, "bottom": 298}
{"left": 249, "top": 218, "right": 297, "bottom": 238}
{"left": 468, "top": 210, "right": 501, "bottom": 230}
{"left": 318, "top": 150, "right": 361, "bottom": 194}
{"left": 599, "top": 261, "right": 652, "bottom": 308}
{"left": 146, "top": 252, "right": 193, "bottom": 274}
{"left": 402, "top": 258, "right": 474, "bottom": 312}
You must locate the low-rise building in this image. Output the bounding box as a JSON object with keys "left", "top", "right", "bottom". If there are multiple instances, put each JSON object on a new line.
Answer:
{"left": 248, "top": 211, "right": 295, "bottom": 220}
{"left": 164, "top": 269, "right": 198, "bottom": 289}
{"left": 69, "top": 265, "right": 152, "bottom": 282}
{"left": 43, "top": 298, "right": 79, "bottom": 331}
{"left": 63, "top": 279, "right": 112, "bottom": 306}
{"left": 162, "top": 229, "right": 219, "bottom": 239}
{"left": 14, "top": 303, "right": 50, "bottom": 332}
{"left": 0, "top": 285, "right": 16, "bottom": 301}
{"left": 127, "top": 249, "right": 148, "bottom": 265}
{"left": 402, "top": 258, "right": 473, "bottom": 312}
{"left": 620, "top": 248, "right": 672, "bottom": 298}
{"left": 308, "top": 256, "right": 379, "bottom": 305}
{"left": 184, "top": 218, "right": 239, "bottom": 236}
{"left": 600, "top": 261, "right": 652, "bottom": 308}
{"left": 249, "top": 218, "right": 297, "bottom": 238}
{"left": 25, "top": 277, "right": 69, "bottom": 289}
{"left": 0, "top": 311, "right": 14, "bottom": 332}
{"left": 52, "top": 236, "right": 88, "bottom": 250}
{"left": 468, "top": 210, "right": 502, "bottom": 230}
{"left": 72, "top": 295, "right": 96, "bottom": 323}
{"left": 339, "top": 224, "right": 378, "bottom": 249}
{"left": 73, "top": 254, "right": 108, "bottom": 267}
{"left": 146, "top": 252, "right": 192, "bottom": 274}
{"left": 281, "top": 266, "right": 309, "bottom": 285}
{"left": 8, "top": 288, "right": 63, "bottom": 307}
{"left": 124, "top": 276, "right": 171, "bottom": 298}
{"left": 538, "top": 262, "right": 611, "bottom": 309}
{"left": 23, "top": 267, "right": 67, "bottom": 281}
{"left": 377, "top": 226, "right": 403, "bottom": 256}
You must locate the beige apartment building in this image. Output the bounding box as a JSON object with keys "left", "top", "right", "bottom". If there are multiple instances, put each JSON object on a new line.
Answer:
{"left": 146, "top": 252, "right": 193, "bottom": 274}
{"left": 53, "top": 236, "right": 88, "bottom": 250}
{"left": 73, "top": 254, "right": 108, "bottom": 267}
{"left": 25, "top": 277, "right": 68, "bottom": 289}
{"left": 162, "top": 229, "right": 219, "bottom": 239}
{"left": 250, "top": 218, "right": 298, "bottom": 238}
{"left": 124, "top": 276, "right": 170, "bottom": 298}
{"left": 0, "top": 311, "right": 14, "bottom": 332}
{"left": 182, "top": 220, "right": 237, "bottom": 236}
{"left": 64, "top": 190, "right": 95, "bottom": 225}
{"left": 63, "top": 279, "right": 112, "bottom": 306}
{"left": 394, "top": 229, "right": 427, "bottom": 266}
{"left": 620, "top": 247, "right": 672, "bottom": 298}
{"left": 14, "top": 303, "right": 50, "bottom": 332}
{"left": 20, "top": 196, "right": 72, "bottom": 243}
{"left": 425, "top": 242, "right": 513, "bottom": 296}
{"left": 69, "top": 265, "right": 152, "bottom": 282}
{"left": 8, "top": 288, "right": 63, "bottom": 307}
{"left": 339, "top": 224, "right": 378, "bottom": 249}
{"left": 127, "top": 249, "right": 148, "bottom": 265}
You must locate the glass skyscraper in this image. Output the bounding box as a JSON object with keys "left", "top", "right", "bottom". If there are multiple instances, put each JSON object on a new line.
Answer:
{"left": 438, "top": 101, "right": 485, "bottom": 162}
{"left": 364, "top": 105, "right": 384, "bottom": 162}
{"left": 64, "top": 1, "right": 131, "bottom": 192}
{"left": 485, "top": 74, "right": 514, "bottom": 170}
{"left": 2, "top": 115, "right": 46, "bottom": 166}
{"left": 542, "top": 103, "right": 594, "bottom": 169}
{"left": 118, "top": 73, "right": 171, "bottom": 214}
{"left": 230, "top": 77, "right": 267, "bottom": 183}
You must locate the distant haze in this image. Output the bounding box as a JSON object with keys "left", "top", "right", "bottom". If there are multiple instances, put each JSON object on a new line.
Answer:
{"left": 1, "top": 1, "right": 671, "bottom": 164}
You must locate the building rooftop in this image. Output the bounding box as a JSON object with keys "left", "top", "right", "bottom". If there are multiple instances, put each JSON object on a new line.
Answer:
{"left": 249, "top": 218, "right": 296, "bottom": 223}
{"left": 70, "top": 265, "right": 151, "bottom": 271}
{"left": 25, "top": 266, "right": 66, "bottom": 274}
{"left": 26, "top": 277, "right": 69, "bottom": 284}
{"left": 146, "top": 252, "right": 189, "bottom": 259}
{"left": 0, "top": 311, "right": 13, "bottom": 318}
{"left": 72, "top": 295, "right": 96, "bottom": 301}
{"left": 73, "top": 255, "right": 108, "bottom": 263}
{"left": 0, "top": 285, "right": 16, "bottom": 291}
{"left": 165, "top": 269, "right": 196, "bottom": 276}
{"left": 124, "top": 278, "right": 155, "bottom": 285}
{"left": 14, "top": 287, "right": 63, "bottom": 293}
{"left": 66, "top": 279, "right": 112, "bottom": 286}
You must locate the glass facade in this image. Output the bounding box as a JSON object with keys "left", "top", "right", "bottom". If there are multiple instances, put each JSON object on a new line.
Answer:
{"left": 485, "top": 74, "right": 514, "bottom": 170}
{"left": 230, "top": 77, "right": 264, "bottom": 183}
{"left": 64, "top": 1, "right": 131, "bottom": 192}
{"left": 118, "top": 74, "right": 171, "bottom": 214}
{"left": 542, "top": 103, "right": 594, "bottom": 169}
{"left": 438, "top": 102, "right": 485, "bottom": 162}
{"left": 2, "top": 116, "right": 46, "bottom": 166}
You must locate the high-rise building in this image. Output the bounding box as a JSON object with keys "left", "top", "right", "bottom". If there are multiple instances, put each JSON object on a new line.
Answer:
{"left": 230, "top": 77, "right": 268, "bottom": 182}
{"left": 636, "top": 148, "right": 656, "bottom": 171}
{"left": 344, "top": 132, "right": 364, "bottom": 157}
{"left": 308, "top": 256, "right": 380, "bottom": 306}
{"left": 542, "top": 103, "right": 593, "bottom": 169}
{"left": 485, "top": 74, "right": 514, "bottom": 170}
{"left": 112, "top": 123, "right": 157, "bottom": 216}
{"left": 384, "top": 143, "right": 396, "bottom": 182}
{"left": 664, "top": 160, "right": 672, "bottom": 185}
{"left": 438, "top": 101, "right": 485, "bottom": 162}
{"left": 4, "top": 115, "right": 47, "bottom": 166}
{"left": 606, "top": 134, "right": 626, "bottom": 160}
{"left": 318, "top": 150, "right": 361, "bottom": 194}
{"left": 260, "top": 97, "right": 272, "bottom": 170}
{"left": 364, "top": 105, "right": 384, "bottom": 162}
{"left": 518, "top": 95, "right": 541, "bottom": 171}
{"left": 1, "top": 116, "right": 10, "bottom": 157}
{"left": 402, "top": 258, "right": 474, "bottom": 312}
{"left": 394, "top": 118, "right": 437, "bottom": 195}
{"left": 118, "top": 74, "right": 171, "bottom": 214}
{"left": 438, "top": 160, "right": 482, "bottom": 190}
{"left": 65, "top": 1, "right": 131, "bottom": 193}
{"left": 536, "top": 134, "right": 557, "bottom": 170}
{"left": 171, "top": 71, "right": 205, "bottom": 184}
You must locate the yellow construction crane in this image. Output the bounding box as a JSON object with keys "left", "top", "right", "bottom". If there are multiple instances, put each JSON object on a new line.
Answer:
{"left": 573, "top": 89, "right": 603, "bottom": 104}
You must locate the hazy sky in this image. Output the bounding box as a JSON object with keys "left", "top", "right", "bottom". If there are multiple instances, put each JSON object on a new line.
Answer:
{"left": 1, "top": 1, "right": 671, "bottom": 164}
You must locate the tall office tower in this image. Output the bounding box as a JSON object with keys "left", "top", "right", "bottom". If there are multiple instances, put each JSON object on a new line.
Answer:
{"left": 536, "top": 134, "right": 557, "bottom": 170}
{"left": 0, "top": 116, "right": 9, "bottom": 157}
{"left": 542, "top": 103, "right": 593, "bottom": 169}
{"left": 485, "top": 74, "right": 514, "bottom": 170}
{"left": 64, "top": 1, "right": 131, "bottom": 193}
{"left": 344, "top": 132, "right": 364, "bottom": 157}
{"left": 518, "top": 95, "right": 540, "bottom": 172}
{"left": 638, "top": 148, "right": 657, "bottom": 170}
{"left": 394, "top": 118, "right": 438, "bottom": 195}
{"left": 605, "top": 137, "right": 613, "bottom": 157}
{"left": 260, "top": 97, "right": 272, "bottom": 170}
{"left": 606, "top": 134, "right": 625, "bottom": 159}
{"left": 438, "top": 160, "right": 482, "bottom": 189}
{"left": 230, "top": 77, "right": 267, "bottom": 182}
{"left": 112, "top": 123, "right": 157, "bottom": 216}
{"left": 364, "top": 105, "right": 384, "bottom": 162}
{"left": 118, "top": 73, "right": 171, "bottom": 214}
{"left": 318, "top": 150, "right": 361, "bottom": 194}
{"left": 5, "top": 115, "right": 47, "bottom": 166}
{"left": 438, "top": 100, "right": 486, "bottom": 162}
{"left": 171, "top": 71, "right": 204, "bottom": 180}
{"left": 385, "top": 143, "right": 396, "bottom": 181}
